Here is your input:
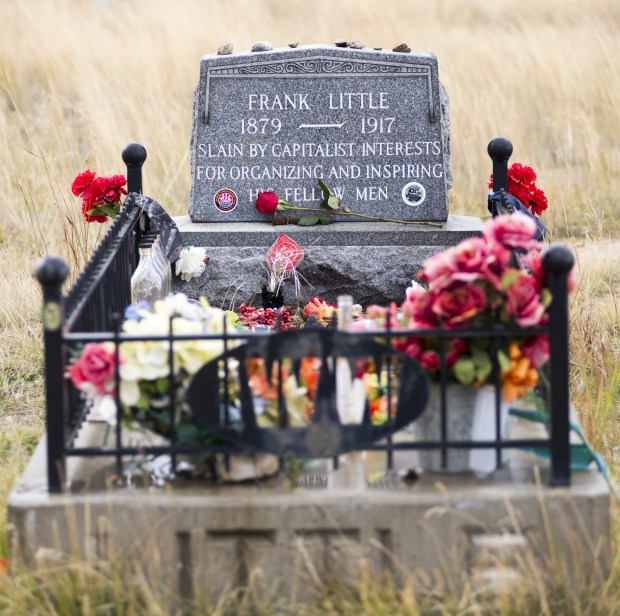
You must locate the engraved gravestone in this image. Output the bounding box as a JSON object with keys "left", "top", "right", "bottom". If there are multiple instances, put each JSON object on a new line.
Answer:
{"left": 189, "top": 45, "right": 451, "bottom": 223}
{"left": 175, "top": 44, "right": 481, "bottom": 307}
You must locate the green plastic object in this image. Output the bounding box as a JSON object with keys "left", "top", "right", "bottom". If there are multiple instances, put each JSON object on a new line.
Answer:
{"left": 509, "top": 408, "right": 607, "bottom": 476}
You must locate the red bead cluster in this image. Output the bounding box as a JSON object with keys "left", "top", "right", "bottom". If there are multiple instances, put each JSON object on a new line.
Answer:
{"left": 237, "top": 304, "right": 295, "bottom": 330}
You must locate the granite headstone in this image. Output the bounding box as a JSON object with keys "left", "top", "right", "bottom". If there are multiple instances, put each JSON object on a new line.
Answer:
{"left": 189, "top": 45, "right": 451, "bottom": 223}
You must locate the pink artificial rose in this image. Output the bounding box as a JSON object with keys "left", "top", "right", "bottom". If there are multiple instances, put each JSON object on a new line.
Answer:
{"left": 69, "top": 343, "right": 117, "bottom": 395}
{"left": 401, "top": 286, "right": 439, "bottom": 329}
{"left": 522, "top": 251, "right": 546, "bottom": 291}
{"left": 523, "top": 250, "right": 577, "bottom": 294}
{"left": 521, "top": 335, "right": 550, "bottom": 369}
{"left": 422, "top": 238, "right": 510, "bottom": 292}
{"left": 420, "top": 250, "right": 457, "bottom": 287}
{"left": 505, "top": 273, "right": 546, "bottom": 326}
{"left": 482, "top": 212, "right": 539, "bottom": 251}
{"left": 431, "top": 283, "right": 487, "bottom": 328}
{"left": 402, "top": 339, "right": 423, "bottom": 360}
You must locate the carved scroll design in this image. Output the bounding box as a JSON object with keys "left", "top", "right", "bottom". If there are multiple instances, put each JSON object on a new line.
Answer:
{"left": 209, "top": 58, "right": 429, "bottom": 76}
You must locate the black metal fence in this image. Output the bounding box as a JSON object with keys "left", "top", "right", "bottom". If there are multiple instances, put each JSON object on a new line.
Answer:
{"left": 36, "top": 139, "right": 575, "bottom": 493}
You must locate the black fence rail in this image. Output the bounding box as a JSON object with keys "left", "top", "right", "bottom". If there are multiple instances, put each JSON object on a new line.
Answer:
{"left": 35, "top": 139, "right": 575, "bottom": 493}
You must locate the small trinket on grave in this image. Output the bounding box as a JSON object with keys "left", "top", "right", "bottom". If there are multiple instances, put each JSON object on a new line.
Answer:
{"left": 348, "top": 40, "right": 364, "bottom": 49}
{"left": 334, "top": 39, "right": 348, "bottom": 47}
{"left": 251, "top": 41, "right": 273, "bottom": 52}
{"left": 288, "top": 42, "right": 299, "bottom": 48}
{"left": 217, "top": 43, "right": 233, "bottom": 55}
{"left": 393, "top": 42, "right": 411, "bottom": 53}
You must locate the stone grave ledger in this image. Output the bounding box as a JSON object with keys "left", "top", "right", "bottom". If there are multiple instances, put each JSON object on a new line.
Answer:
{"left": 173, "top": 217, "right": 481, "bottom": 308}
{"left": 190, "top": 46, "right": 451, "bottom": 223}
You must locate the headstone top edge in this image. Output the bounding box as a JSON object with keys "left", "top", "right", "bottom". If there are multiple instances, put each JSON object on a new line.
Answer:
{"left": 200, "top": 45, "right": 438, "bottom": 63}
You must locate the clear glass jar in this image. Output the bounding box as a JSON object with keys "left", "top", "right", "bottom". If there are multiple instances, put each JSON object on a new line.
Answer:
{"left": 130, "top": 243, "right": 166, "bottom": 305}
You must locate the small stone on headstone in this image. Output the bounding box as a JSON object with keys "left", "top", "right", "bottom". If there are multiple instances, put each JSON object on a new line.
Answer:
{"left": 348, "top": 40, "right": 364, "bottom": 49}
{"left": 393, "top": 43, "right": 411, "bottom": 53}
{"left": 217, "top": 43, "right": 233, "bottom": 55}
{"left": 251, "top": 41, "right": 273, "bottom": 52}
{"left": 288, "top": 42, "right": 299, "bottom": 48}
{"left": 374, "top": 47, "right": 382, "bottom": 51}
{"left": 334, "top": 39, "right": 348, "bottom": 47}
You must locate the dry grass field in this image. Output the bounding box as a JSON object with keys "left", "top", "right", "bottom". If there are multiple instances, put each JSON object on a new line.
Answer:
{"left": 0, "top": 0, "right": 619, "bottom": 612}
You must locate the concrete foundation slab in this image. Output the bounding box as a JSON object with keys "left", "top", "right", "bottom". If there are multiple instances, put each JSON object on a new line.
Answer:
{"left": 8, "top": 417, "right": 611, "bottom": 603}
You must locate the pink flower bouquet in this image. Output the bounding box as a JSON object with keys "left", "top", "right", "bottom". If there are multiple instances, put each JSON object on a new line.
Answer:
{"left": 368, "top": 212, "right": 573, "bottom": 402}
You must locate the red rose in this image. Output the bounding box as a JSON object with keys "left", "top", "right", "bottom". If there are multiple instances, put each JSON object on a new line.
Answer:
{"left": 71, "top": 170, "right": 96, "bottom": 197}
{"left": 431, "top": 283, "right": 487, "bottom": 328}
{"left": 256, "top": 191, "right": 280, "bottom": 214}
{"left": 69, "top": 343, "right": 117, "bottom": 395}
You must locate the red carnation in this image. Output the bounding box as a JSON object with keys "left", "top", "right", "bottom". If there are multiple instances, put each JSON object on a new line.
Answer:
{"left": 81, "top": 200, "right": 108, "bottom": 224}
{"left": 71, "top": 170, "right": 96, "bottom": 197}
{"left": 488, "top": 162, "right": 549, "bottom": 216}
{"left": 256, "top": 192, "right": 280, "bottom": 214}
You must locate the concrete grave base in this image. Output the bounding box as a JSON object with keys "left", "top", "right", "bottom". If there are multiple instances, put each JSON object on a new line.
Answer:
{"left": 171, "top": 215, "right": 483, "bottom": 308}
{"left": 8, "top": 418, "right": 611, "bottom": 604}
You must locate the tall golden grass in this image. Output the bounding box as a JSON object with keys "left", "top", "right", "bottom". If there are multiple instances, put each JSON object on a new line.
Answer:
{"left": 0, "top": 0, "right": 619, "bottom": 612}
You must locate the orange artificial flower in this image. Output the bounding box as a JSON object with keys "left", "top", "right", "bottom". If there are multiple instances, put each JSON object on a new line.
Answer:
{"left": 300, "top": 358, "right": 321, "bottom": 400}
{"left": 501, "top": 342, "right": 539, "bottom": 402}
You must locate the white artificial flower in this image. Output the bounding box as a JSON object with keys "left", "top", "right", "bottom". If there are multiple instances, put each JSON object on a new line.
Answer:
{"left": 89, "top": 395, "right": 118, "bottom": 425}
{"left": 175, "top": 246, "right": 207, "bottom": 282}
{"left": 162, "top": 293, "right": 207, "bottom": 320}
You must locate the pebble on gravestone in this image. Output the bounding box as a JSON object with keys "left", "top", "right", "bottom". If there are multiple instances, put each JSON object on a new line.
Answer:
{"left": 289, "top": 42, "right": 299, "bottom": 48}
{"left": 251, "top": 42, "right": 273, "bottom": 52}
{"left": 217, "top": 43, "right": 233, "bottom": 56}
{"left": 334, "top": 39, "right": 348, "bottom": 47}
{"left": 348, "top": 40, "right": 364, "bottom": 49}
{"left": 393, "top": 43, "right": 411, "bottom": 53}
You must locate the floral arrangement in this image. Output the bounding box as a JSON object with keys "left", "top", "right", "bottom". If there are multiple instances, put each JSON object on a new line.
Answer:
{"left": 256, "top": 180, "right": 441, "bottom": 227}
{"left": 69, "top": 295, "right": 237, "bottom": 433}
{"left": 488, "top": 162, "right": 548, "bottom": 217}
{"left": 359, "top": 212, "right": 571, "bottom": 402}
{"left": 71, "top": 170, "right": 127, "bottom": 223}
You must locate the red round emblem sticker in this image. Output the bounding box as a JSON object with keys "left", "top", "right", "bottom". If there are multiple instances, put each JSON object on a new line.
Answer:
{"left": 214, "top": 189, "right": 238, "bottom": 213}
